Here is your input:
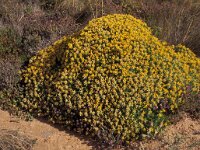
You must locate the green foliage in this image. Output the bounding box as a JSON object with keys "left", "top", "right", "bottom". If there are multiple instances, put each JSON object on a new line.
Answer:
{"left": 19, "top": 14, "right": 199, "bottom": 144}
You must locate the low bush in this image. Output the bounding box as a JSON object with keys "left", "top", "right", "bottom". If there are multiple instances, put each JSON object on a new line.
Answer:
{"left": 0, "top": 28, "right": 21, "bottom": 54}
{"left": 19, "top": 14, "right": 200, "bottom": 144}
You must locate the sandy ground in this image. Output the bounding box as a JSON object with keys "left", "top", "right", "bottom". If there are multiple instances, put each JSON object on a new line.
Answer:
{"left": 141, "top": 113, "right": 200, "bottom": 150}
{"left": 0, "top": 110, "right": 93, "bottom": 150}
{"left": 0, "top": 109, "right": 200, "bottom": 150}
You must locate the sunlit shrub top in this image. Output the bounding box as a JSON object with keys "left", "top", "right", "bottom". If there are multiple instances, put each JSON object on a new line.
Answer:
{"left": 19, "top": 14, "right": 200, "bottom": 143}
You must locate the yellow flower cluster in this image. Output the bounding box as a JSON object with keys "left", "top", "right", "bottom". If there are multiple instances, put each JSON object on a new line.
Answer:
{"left": 19, "top": 14, "right": 200, "bottom": 143}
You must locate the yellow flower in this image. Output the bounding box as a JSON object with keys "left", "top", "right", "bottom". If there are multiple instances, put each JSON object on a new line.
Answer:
{"left": 68, "top": 43, "right": 73, "bottom": 49}
{"left": 19, "top": 14, "right": 200, "bottom": 143}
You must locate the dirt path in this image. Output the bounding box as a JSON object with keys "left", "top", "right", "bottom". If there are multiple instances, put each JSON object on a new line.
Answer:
{"left": 0, "top": 109, "right": 200, "bottom": 150}
{"left": 0, "top": 110, "right": 93, "bottom": 150}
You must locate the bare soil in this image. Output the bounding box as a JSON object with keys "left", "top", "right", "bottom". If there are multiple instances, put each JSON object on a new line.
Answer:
{"left": 0, "top": 110, "right": 93, "bottom": 150}
{"left": 0, "top": 109, "right": 200, "bottom": 150}
{"left": 141, "top": 112, "right": 200, "bottom": 150}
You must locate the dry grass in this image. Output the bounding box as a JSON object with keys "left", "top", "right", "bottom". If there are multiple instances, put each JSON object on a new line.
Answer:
{"left": 36, "top": 0, "right": 200, "bottom": 56}
{"left": 1, "top": 0, "right": 199, "bottom": 56}
{"left": 124, "top": 0, "right": 200, "bottom": 56}
{"left": 0, "top": 129, "right": 36, "bottom": 150}
{"left": 0, "top": 55, "right": 21, "bottom": 91}
{"left": 179, "top": 87, "right": 200, "bottom": 120}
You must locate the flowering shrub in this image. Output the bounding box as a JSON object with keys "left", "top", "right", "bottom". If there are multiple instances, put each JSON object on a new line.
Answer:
{"left": 19, "top": 14, "right": 200, "bottom": 143}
